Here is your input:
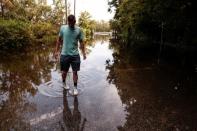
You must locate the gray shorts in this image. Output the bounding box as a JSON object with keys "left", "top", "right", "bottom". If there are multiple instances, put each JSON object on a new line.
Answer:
{"left": 60, "top": 55, "right": 80, "bottom": 72}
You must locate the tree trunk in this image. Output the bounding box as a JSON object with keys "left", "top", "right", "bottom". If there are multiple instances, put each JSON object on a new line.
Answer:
{"left": 0, "top": 0, "right": 4, "bottom": 17}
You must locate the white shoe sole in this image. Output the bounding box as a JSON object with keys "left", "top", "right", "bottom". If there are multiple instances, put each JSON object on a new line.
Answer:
{"left": 68, "top": 89, "right": 78, "bottom": 96}
{"left": 73, "top": 92, "right": 78, "bottom": 95}
{"left": 63, "top": 84, "right": 70, "bottom": 90}
{"left": 64, "top": 87, "right": 70, "bottom": 90}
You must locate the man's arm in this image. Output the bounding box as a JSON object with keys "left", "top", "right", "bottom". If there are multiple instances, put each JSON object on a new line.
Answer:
{"left": 54, "top": 36, "right": 62, "bottom": 59}
{"left": 79, "top": 40, "right": 86, "bottom": 60}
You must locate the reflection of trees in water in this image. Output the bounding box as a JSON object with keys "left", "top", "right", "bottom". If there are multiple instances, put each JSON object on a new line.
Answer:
{"left": 93, "top": 35, "right": 110, "bottom": 42}
{"left": 0, "top": 93, "right": 35, "bottom": 130}
{"left": 106, "top": 43, "right": 197, "bottom": 130}
{"left": 0, "top": 47, "right": 55, "bottom": 130}
{"left": 85, "top": 35, "right": 111, "bottom": 55}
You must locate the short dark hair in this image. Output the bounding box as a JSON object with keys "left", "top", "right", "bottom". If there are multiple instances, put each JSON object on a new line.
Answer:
{"left": 68, "top": 15, "right": 76, "bottom": 22}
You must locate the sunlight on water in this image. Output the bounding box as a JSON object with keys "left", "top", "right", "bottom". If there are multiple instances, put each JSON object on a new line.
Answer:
{"left": 30, "top": 106, "right": 63, "bottom": 125}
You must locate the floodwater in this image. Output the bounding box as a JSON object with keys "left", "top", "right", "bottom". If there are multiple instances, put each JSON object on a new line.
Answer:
{"left": 0, "top": 35, "right": 197, "bottom": 131}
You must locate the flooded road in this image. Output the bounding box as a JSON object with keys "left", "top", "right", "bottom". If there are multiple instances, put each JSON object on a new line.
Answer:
{"left": 0, "top": 36, "right": 126, "bottom": 131}
{"left": 0, "top": 36, "right": 197, "bottom": 130}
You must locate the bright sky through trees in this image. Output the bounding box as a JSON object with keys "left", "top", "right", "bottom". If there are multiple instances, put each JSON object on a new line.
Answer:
{"left": 48, "top": 0, "right": 114, "bottom": 21}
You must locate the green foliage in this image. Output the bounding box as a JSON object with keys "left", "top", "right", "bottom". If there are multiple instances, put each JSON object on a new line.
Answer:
{"left": 1, "top": 0, "right": 65, "bottom": 25}
{"left": 31, "top": 22, "right": 57, "bottom": 43}
{"left": 78, "top": 11, "right": 111, "bottom": 41}
{"left": 78, "top": 11, "right": 94, "bottom": 40}
{"left": 48, "top": 0, "right": 65, "bottom": 25}
{"left": 0, "top": 0, "right": 63, "bottom": 50}
{"left": 0, "top": 19, "right": 32, "bottom": 50}
{"left": 0, "top": 19, "right": 58, "bottom": 51}
{"left": 94, "top": 20, "right": 110, "bottom": 32}
{"left": 109, "top": 0, "right": 197, "bottom": 66}
{"left": 109, "top": 0, "right": 197, "bottom": 46}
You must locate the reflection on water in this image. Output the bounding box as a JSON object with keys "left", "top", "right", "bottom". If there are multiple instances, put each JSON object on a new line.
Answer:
{"left": 0, "top": 35, "right": 126, "bottom": 130}
{"left": 0, "top": 47, "right": 54, "bottom": 130}
{"left": 1, "top": 34, "right": 196, "bottom": 130}
{"left": 62, "top": 89, "right": 87, "bottom": 131}
{"left": 107, "top": 41, "right": 197, "bottom": 130}
{"left": 37, "top": 71, "right": 84, "bottom": 97}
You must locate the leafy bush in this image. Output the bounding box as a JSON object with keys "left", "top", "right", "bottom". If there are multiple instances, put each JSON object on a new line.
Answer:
{"left": 31, "top": 22, "right": 58, "bottom": 43}
{"left": 0, "top": 19, "right": 32, "bottom": 50}
{"left": 0, "top": 19, "right": 58, "bottom": 51}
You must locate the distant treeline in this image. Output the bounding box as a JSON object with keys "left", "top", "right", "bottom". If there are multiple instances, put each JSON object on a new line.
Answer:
{"left": 78, "top": 11, "right": 110, "bottom": 41}
{"left": 109, "top": 0, "right": 196, "bottom": 46}
{"left": 108, "top": 0, "right": 197, "bottom": 65}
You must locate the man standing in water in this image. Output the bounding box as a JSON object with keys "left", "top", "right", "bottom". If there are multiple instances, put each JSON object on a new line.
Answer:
{"left": 55, "top": 15, "right": 86, "bottom": 95}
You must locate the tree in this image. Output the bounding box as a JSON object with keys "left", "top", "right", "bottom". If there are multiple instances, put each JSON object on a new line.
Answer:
{"left": 78, "top": 11, "right": 95, "bottom": 40}
{"left": 108, "top": 0, "right": 197, "bottom": 66}
{"left": 94, "top": 20, "right": 110, "bottom": 32}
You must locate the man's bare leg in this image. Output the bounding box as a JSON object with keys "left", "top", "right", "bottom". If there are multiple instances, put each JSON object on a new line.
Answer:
{"left": 73, "top": 71, "right": 78, "bottom": 87}
{"left": 62, "top": 71, "right": 69, "bottom": 89}
{"left": 73, "top": 71, "right": 78, "bottom": 95}
{"left": 62, "top": 71, "right": 67, "bottom": 83}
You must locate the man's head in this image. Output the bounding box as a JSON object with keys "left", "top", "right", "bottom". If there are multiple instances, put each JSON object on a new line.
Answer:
{"left": 68, "top": 15, "right": 76, "bottom": 28}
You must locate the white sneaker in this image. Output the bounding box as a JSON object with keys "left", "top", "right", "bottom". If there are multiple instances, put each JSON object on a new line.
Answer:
{"left": 73, "top": 87, "right": 78, "bottom": 95}
{"left": 63, "top": 83, "right": 69, "bottom": 90}
{"left": 68, "top": 89, "right": 73, "bottom": 95}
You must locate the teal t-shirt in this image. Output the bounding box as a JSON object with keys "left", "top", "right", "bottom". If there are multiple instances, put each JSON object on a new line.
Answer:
{"left": 59, "top": 25, "right": 84, "bottom": 56}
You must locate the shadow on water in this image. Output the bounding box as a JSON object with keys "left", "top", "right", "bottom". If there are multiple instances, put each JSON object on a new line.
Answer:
{"left": 106, "top": 40, "right": 197, "bottom": 130}
{"left": 60, "top": 89, "right": 87, "bottom": 131}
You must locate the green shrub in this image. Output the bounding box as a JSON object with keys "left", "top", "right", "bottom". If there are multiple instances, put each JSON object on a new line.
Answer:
{"left": 31, "top": 22, "right": 57, "bottom": 43}
{"left": 0, "top": 19, "right": 58, "bottom": 51}
{"left": 0, "top": 19, "right": 32, "bottom": 50}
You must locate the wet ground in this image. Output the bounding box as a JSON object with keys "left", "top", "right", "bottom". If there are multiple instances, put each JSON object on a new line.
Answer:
{"left": 0, "top": 36, "right": 197, "bottom": 131}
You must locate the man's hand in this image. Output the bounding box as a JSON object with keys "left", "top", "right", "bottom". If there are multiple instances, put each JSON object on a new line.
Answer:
{"left": 54, "top": 37, "right": 62, "bottom": 60}
{"left": 54, "top": 51, "right": 59, "bottom": 60}
{"left": 83, "top": 54, "right": 86, "bottom": 60}
{"left": 79, "top": 41, "right": 86, "bottom": 60}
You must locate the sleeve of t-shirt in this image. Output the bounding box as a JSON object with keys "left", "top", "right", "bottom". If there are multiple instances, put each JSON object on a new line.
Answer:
{"left": 59, "top": 26, "right": 63, "bottom": 37}
{"left": 79, "top": 29, "right": 84, "bottom": 41}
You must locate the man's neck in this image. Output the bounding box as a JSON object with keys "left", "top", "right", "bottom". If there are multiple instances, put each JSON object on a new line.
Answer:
{"left": 69, "top": 25, "right": 75, "bottom": 29}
